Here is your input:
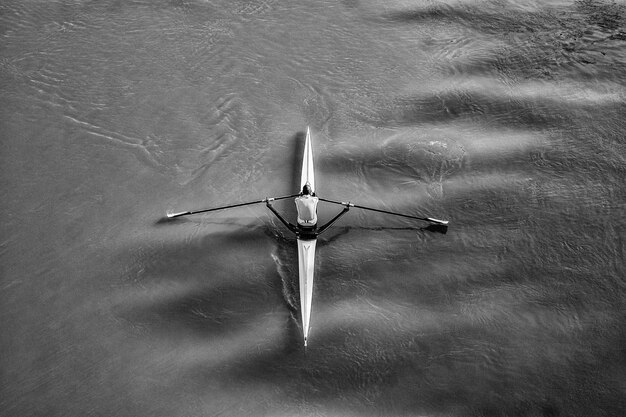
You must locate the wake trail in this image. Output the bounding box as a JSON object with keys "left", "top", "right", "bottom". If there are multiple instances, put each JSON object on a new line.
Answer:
{"left": 270, "top": 247, "right": 301, "bottom": 331}
{"left": 64, "top": 115, "right": 163, "bottom": 169}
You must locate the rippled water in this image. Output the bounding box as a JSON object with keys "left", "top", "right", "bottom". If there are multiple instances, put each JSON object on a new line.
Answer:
{"left": 1, "top": 1, "right": 625, "bottom": 416}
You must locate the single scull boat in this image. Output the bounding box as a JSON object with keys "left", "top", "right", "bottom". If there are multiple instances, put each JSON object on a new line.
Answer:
{"left": 166, "top": 127, "right": 449, "bottom": 346}
{"left": 297, "top": 127, "right": 316, "bottom": 347}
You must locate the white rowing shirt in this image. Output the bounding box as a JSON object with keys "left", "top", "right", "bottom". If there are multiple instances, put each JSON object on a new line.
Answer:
{"left": 295, "top": 195, "right": 319, "bottom": 226}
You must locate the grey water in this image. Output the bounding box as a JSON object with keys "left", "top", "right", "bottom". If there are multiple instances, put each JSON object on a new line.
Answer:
{"left": 1, "top": 0, "right": 625, "bottom": 416}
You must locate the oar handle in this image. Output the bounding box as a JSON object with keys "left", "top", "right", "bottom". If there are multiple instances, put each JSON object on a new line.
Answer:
{"left": 318, "top": 197, "right": 449, "bottom": 225}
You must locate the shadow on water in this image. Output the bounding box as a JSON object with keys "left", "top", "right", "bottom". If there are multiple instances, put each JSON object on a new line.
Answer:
{"left": 115, "top": 226, "right": 302, "bottom": 338}
{"left": 356, "top": 92, "right": 625, "bottom": 130}
{"left": 155, "top": 216, "right": 188, "bottom": 226}
{"left": 424, "top": 223, "right": 448, "bottom": 234}
{"left": 291, "top": 130, "right": 307, "bottom": 193}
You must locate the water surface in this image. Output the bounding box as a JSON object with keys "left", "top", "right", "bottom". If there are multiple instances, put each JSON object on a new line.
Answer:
{"left": 1, "top": 1, "right": 625, "bottom": 416}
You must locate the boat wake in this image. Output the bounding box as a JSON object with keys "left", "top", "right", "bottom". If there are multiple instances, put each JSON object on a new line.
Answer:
{"left": 270, "top": 249, "right": 300, "bottom": 330}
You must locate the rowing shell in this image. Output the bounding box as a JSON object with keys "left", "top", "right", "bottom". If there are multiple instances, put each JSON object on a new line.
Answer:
{"left": 297, "top": 127, "right": 316, "bottom": 347}
{"left": 166, "top": 126, "right": 449, "bottom": 347}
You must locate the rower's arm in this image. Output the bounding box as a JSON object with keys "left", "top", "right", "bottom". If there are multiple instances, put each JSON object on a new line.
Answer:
{"left": 316, "top": 206, "right": 350, "bottom": 236}
{"left": 266, "top": 200, "right": 299, "bottom": 235}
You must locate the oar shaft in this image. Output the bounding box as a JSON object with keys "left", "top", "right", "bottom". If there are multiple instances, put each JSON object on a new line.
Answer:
{"left": 188, "top": 199, "right": 266, "bottom": 215}
{"left": 168, "top": 194, "right": 299, "bottom": 218}
{"left": 318, "top": 197, "right": 448, "bottom": 225}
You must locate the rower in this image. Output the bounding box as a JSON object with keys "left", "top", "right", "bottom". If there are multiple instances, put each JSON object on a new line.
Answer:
{"left": 265, "top": 190, "right": 350, "bottom": 239}
{"left": 295, "top": 183, "right": 318, "bottom": 228}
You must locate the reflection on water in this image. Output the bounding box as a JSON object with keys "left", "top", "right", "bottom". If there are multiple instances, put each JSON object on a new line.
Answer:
{"left": 1, "top": 0, "right": 624, "bottom": 416}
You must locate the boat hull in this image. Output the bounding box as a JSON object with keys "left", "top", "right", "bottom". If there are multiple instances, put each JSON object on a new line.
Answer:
{"left": 297, "top": 238, "right": 316, "bottom": 346}
{"left": 297, "top": 127, "right": 316, "bottom": 346}
{"left": 300, "top": 127, "right": 315, "bottom": 192}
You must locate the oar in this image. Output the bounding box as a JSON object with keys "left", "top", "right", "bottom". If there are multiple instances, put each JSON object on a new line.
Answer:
{"left": 167, "top": 194, "right": 299, "bottom": 218}
{"left": 318, "top": 197, "right": 449, "bottom": 226}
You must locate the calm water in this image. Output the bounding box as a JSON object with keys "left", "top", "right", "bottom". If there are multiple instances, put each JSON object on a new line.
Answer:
{"left": 1, "top": 1, "right": 625, "bottom": 416}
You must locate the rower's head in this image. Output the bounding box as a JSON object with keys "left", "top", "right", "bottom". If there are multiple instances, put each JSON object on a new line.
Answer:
{"left": 302, "top": 183, "right": 312, "bottom": 196}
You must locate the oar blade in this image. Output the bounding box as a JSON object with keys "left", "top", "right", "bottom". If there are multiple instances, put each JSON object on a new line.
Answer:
{"left": 167, "top": 211, "right": 191, "bottom": 218}
{"left": 426, "top": 217, "right": 449, "bottom": 226}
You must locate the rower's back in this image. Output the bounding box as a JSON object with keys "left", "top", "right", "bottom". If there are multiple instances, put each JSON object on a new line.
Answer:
{"left": 295, "top": 194, "right": 319, "bottom": 226}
